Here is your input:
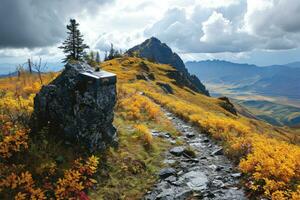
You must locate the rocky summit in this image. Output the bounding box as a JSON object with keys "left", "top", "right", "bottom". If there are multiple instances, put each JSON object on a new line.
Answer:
{"left": 127, "top": 37, "right": 209, "bottom": 96}
{"left": 31, "top": 62, "right": 118, "bottom": 152}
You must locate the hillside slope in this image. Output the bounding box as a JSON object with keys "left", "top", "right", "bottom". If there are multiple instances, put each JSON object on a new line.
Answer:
{"left": 101, "top": 57, "right": 300, "bottom": 199}
{"left": 235, "top": 100, "right": 300, "bottom": 127}
{"left": 1, "top": 57, "right": 300, "bottom": 199}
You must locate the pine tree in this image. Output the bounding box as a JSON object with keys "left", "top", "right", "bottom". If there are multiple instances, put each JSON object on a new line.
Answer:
{"left": 59, "top": 19, "right": 89, "bottom": 63}
{"left": 89, "top": 51, "right": 95, "bottom": 61}
{"left": 108, "top": 43, "right": 115, "bottom": 60}
{"left": 96, "top": 51, "right": 101, "bottom": 63}
{"left": 104, "top": 51, "right": 108, "bottom": 61}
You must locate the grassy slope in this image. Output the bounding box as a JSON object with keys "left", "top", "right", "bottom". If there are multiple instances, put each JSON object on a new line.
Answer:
{"left": 1, "top": 57, "right": 299, "bottom": 199}
{"left": 0, "top": 67, "right": 176, "bottom": 199}
{"left": 100, "top": 57, "right": 300, "bottom": 199}
{"left": 234, "top": 100, "right": 300, "bottom": 127}
{"left": 102, "top": 57, "right": 299, "bottom": 143}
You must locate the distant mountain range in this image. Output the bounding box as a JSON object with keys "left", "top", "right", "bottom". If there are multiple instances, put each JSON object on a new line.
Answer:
{"left": 186, "top": 60, "right": 300, "bottom": 100}
{"left": 284, "top": 61, "right": 300, "bottom": 68}
{"left": 186, "top": 60, "right": 300, "bottom": 127}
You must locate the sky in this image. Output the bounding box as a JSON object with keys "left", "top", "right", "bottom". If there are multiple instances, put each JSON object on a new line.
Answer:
{"left": 1, "top": 0, "right": 300, "bottom": 71}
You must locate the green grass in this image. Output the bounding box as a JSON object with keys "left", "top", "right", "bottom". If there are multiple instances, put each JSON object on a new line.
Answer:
{"left": 88, "top": 116, "right": 172, "bottom": 199}
{"left": 235, "top": 100, "right": 300, "bottom": 127}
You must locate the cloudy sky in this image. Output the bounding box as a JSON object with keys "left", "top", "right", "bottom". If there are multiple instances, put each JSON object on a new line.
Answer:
{"left": 1, "top": 0, "right": 300, "bottom": 70}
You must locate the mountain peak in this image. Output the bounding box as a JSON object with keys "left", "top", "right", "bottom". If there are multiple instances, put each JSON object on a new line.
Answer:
{"left": 127, "top": 37, "right": 209, "bottom": 96}
{"left": 147, "top": 36, "right": 161, "bottom": 43}
{"left": 127, "top": 37, "right": 185, "bottom": 72}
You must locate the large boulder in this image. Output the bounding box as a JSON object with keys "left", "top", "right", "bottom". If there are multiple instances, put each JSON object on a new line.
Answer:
{"left": 31, "top": 62, "right": 118, "bottom": 152}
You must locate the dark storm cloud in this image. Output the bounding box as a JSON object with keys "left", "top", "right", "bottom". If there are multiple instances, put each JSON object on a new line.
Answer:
{"left": 0, "top": 0, "right": 113, "bottom": 48}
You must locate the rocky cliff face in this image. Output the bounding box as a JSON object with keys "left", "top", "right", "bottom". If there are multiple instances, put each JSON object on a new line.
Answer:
{"left": 32, "top": 62, "right": 118, "bottom": 152}
{"left": 127, "top": 37, "right": 209, "bottom": 96}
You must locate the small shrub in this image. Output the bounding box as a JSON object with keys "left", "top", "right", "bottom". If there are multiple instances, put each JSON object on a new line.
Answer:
{"left": 134, "top": 124, "right": 153, "bottom": 150}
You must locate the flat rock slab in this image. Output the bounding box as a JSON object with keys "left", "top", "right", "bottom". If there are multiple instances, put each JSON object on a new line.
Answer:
{"left": 159, "top": 168, "right": 176, "bottom": 179}
{"left": 180, "top": 171, "right": 208, "bottom": 191}
{"left": 169, "top": 146, "right": 185, "bottom": 156}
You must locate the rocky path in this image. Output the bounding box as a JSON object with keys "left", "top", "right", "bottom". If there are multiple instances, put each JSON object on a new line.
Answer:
{"left": 144, "top": 110, "right": 247, "bottom": 200}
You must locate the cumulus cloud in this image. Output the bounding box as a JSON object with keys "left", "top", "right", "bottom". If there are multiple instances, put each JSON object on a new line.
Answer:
{"left": 0, "top": 0, "right": 113, "bottom": 48}
{"left": 145, "top": 0, "right": 300, "bottom": 53}
{"left": 1, "top": 0, "right": 300, "bottom": 65}
{"left": 94, "top": 31, "right": 145, "bottom": 51}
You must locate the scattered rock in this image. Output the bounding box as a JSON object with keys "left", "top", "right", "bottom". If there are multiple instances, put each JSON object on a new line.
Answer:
{"left": 216, "top": 166, "right": 224, "bottom": 171}
{"left": 151, "top": 130, "right": 160, "bottom": 137}
{"left": 211, "top": 148, "right": 224, "bottom": 156}
{"left": 203, "top": 139, "right": 210, "bottom": 143}
{"left": 182, "top": 158, "right": 199, "bottom": 163}
{"left": 155, "top": 189, "right": 174, "bottom": 200}
{"left": 163, "top": 159, "right": 176, "bottom": 165}
{"left": 159, "top": 132, "right": 172, "bottom": 139}
{"left": 174, "top": 189, "right": 193, "bottom": 200}
{"left": 186, "top": 132, "right": 195, "bottom": 138}
{"left": 205, "top": 191, "right": 215, "bottom": 198}
{"left": 212, "top": 179, "right": 225, "bottom": 188}
{"left": 182, "top": 171, "right": 208, "bottom": 191}
{"left": 170, "top": 146, "right": 185, "bottom": 156}
{"left": 159, "top": 168, "right": 176, "bottom": 179}
{"left": 231, "top": 173, "right": 242, "bottom": 178}
{"left": 145, "top": 109, "right": 246, "bottom": 200}
{"left": 170, "top": 140, "right": 176, "bottom": 145}
{"left": 165, "top": 175, "right": 177, "bottom": 183}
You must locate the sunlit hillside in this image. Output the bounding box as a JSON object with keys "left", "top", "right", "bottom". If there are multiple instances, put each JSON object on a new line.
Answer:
{"left": 102, "top": 57, "right": 300, "bottom": 199}
{"left": 1, "top": 57, "right": 300, "bottom": 199}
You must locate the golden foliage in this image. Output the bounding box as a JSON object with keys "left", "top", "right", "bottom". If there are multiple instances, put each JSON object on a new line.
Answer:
{"left": 134, "top": 124, "right": 153, "bottom": 150}
{"left": 239, "top": 136, "right": 300, "bottom": 199}
{"left": 55, "top": 155, "right": 99, "bottom": 199}
{"left": 0, "top": 122, "right": 28, "bottom": 158}
{"left": 117, "top": 86, "right": 162, "bottom": 122}
{"left": 144, "top": 90, "right": 300, "bottom": 199}
{"left": 0, "top": 72, "right": 100, "bottom": 199}
{"left": 1, "top": 57, "right": 300, "bottom": 199}
{"left": 0, "top": 171, "right": 46, "bottom": 200}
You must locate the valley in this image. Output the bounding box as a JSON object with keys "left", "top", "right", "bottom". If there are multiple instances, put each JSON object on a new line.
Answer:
{"left": 186, "top": 60, "right": 300, "bottom": 127}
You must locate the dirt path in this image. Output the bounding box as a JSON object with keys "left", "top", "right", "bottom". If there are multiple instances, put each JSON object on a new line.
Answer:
{"left": 144, "top": 109, "right": 247, "bottom": 200}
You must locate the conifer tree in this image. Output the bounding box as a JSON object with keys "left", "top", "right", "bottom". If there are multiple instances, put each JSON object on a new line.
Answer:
{"left": 59, "top": 19, "right": 89, "bottom": 63}
{"left": 104, "top": 51, "right": 108, "bottom": 61}
{"left": 108, "top": 43, "right": 115, "bottom": 60}
{"left": 96, "top": 51, "right": 101, "bottom": 63}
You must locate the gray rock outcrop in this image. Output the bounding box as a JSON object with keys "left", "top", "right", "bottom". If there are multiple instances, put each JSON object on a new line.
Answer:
{"left": 31, "top": 62, "right": 118, "bottom": 152}
{"left": 218, "top": 96, "right": 237, "bottom": 115}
